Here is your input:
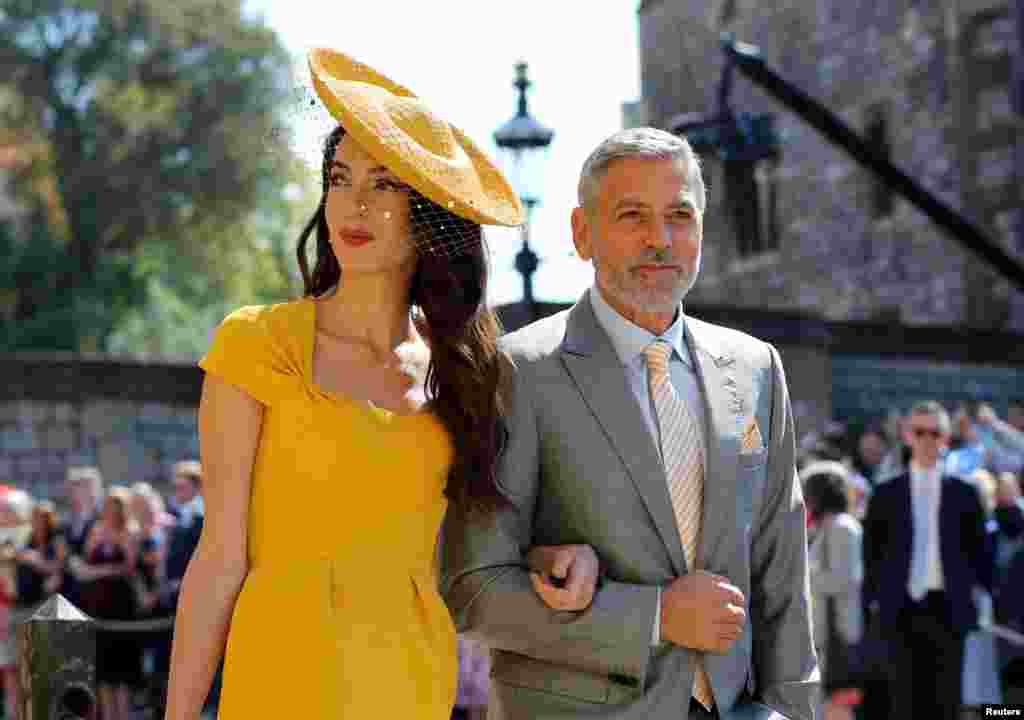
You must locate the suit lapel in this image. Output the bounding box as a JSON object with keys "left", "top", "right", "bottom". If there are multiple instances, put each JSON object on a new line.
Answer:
{"left": 897, "top": 474, "right": 914, "bottom": 559}
{"left": 938, "top": 475, "right": 955, "bottom": 569}
{"left": 684, "top": 318, "right": 740, "bottom": 572}
{"left": 560, "top": 295, "right": 687, "bottom": 577}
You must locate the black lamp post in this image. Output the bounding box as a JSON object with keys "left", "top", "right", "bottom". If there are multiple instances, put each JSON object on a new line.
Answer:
{"left": 494, "top": 61, "right": 554, "bottom": 318}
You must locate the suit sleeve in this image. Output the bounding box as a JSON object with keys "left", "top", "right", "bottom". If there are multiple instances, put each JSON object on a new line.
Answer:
{"left": 441, "top": 352, "right": 660, "bottom": 687}
{"left": 964, "top": 482, "right": 995, "bottom": 593}
{"left": 811, "top": 520, "right": 864, "bottom": 645}
{"left": 810, "top": 521, "right": 862, "bottom": 598}
{"left": 748, "top": 344, "right": 819, "bottom": 720}
{"left": 860, "top": 483, "right": 886, "bottom": 615}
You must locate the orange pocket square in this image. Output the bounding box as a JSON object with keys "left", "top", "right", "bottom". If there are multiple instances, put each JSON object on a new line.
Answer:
{"left": 741, "top": 416, "right": 764, "bottom": 453}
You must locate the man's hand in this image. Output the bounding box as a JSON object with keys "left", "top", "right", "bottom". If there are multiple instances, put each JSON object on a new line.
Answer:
{"left": 997, "top": 475, "right": 1022, "bottom": 506}
{"left": 660, "top": 571, "right": 746, "bottom": 654}
{"left": 526, "top": 544, "right": 600, "bottom": 611}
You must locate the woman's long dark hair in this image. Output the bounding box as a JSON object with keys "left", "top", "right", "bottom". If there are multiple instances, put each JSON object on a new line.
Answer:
{"left": 297, "top": 125, "right": 512, "bottom": 516}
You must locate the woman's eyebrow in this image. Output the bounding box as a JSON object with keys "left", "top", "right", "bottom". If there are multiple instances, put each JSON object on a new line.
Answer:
{"left": 328, "top": 160, "right": 393, "bottom": 176}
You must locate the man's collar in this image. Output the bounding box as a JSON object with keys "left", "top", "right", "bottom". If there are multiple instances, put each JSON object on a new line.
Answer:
{"left": 588, "top": 285, "right": 690, "bottom": 368}
{"left": 910, "top": 461, "right": 942, "bottom": 479}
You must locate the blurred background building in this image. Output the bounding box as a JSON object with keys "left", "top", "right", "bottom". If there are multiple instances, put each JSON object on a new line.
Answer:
{"left": 585, "top": 0, "right": 1024, "bottom": 436}
{"left": 3, "top": 0, "right": 1024, "bottom": 496}
{"left": 635, "top": 0, "right": 1023, "bottom": 330}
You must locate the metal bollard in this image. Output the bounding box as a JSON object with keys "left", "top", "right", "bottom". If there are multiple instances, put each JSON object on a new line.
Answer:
{"left": 15, "top": 594, "right": 97, "bottom": 720}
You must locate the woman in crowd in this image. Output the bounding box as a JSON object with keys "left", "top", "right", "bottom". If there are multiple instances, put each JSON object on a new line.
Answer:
{"left": 79, "top": 487, "right": 143, "bottom": 720}
{"left": 16, "top": 499, "right": 67, "bottom": 607}
{"left": 802, "top": 461, "right": 864, "bottom": 720}
{"left": 164, "top": 48, "right": 584, "bottom": 720}
{"left": 0, "top": 488, "right": 32, "bottom": 720}
{"left": 130, "top": 483, "right": 172, "bottom": 707}
{"left": 130, "top": 483, "right": 169, "bottom": 616}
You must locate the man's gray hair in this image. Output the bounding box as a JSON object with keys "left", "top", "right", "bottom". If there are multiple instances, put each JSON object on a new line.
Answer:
{"left": 577, "top": 127, "right": 706, "bottom": 215}
{"left": 910, "top": 400, "right": 952, "bottom": 435}
{"left": 66, "top": 465, "right": 105, "bottom": 499}
{"left": 0, "top": 488, "right": 33, "bottom": 522}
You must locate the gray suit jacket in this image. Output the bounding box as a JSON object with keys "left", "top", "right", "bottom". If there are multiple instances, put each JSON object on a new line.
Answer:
{"left": 809, "top": 513, "right": 863, "bottom": 654}
{"left": 441, "top": 293, "right": 818, "bottom": 720}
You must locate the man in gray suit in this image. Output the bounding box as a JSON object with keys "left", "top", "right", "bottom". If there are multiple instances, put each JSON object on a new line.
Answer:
{"left": 442, "top": 127, "right": 818, "bottom": 720}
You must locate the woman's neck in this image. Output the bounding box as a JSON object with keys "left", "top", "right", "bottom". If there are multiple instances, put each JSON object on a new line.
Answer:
{"left": 316, "top": 272, "right": 419, "bottom": 355}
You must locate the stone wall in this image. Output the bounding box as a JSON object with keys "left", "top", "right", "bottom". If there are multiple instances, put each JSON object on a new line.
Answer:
{"left": 0, "top": 354, "right": 201, "bottom": 504}
{"left": 4, "top": 305, "right": 1023, "bottom": 499}
{"left": 637, "top": 0, "right": 1023, "bottom": 330}
{"left": 500, "top": 299, "right": 1024, "bottom": 441}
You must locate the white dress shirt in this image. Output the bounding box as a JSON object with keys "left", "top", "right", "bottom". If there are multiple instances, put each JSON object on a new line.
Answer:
{"left": 909, "top": 463, "right": 945, "bottom": 599}
{"left": 177, "top": 494, "right": 205, "bottom": 529}
{"left": 589, "top": 285, "right": 706, "bottom": 645}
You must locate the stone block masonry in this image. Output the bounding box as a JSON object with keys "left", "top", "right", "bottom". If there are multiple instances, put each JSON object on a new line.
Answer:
{"left": 0, "top": 354, "right": 202, "bottom": 504}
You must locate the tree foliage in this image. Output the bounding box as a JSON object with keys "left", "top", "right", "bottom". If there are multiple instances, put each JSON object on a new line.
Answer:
{"left": 0, "top": 0, "right": 307, "bottom": 353}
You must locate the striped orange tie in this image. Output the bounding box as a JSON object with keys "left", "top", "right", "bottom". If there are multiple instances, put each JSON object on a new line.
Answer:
{"left": 644, "top": 339, "right": 714, "bottom": 711}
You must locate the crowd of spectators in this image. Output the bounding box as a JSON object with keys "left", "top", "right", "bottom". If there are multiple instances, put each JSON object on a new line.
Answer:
{"left": 793, "top": 400, "right": 1024, "bottom": 720}
{"left": 0, "top": 461, "right": 207, "bottom": 720}
{"left": 0, "top": 399, "right": 1021, "bottom": 720}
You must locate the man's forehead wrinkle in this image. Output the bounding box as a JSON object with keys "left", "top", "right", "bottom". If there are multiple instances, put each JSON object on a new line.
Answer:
{"left": 610, "top": 191, "right": 698, "bottom": 210}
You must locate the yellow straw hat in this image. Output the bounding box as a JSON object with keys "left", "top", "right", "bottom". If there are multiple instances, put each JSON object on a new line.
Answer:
{"left": 308, "top": 48, "right": 524, "bottom": 228}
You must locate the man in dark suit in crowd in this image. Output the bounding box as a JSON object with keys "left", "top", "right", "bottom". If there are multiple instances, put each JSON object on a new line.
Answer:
{"left": 862, "top": 400, "right": 994, "bottom": 720}
{"left": 59, "top": 466, "right": 104, "bottom": 610}
{"left": 154, "top": 460, "right": 206, "bottom": 712}
{"left": 163, "top": 460, "right": 205, "bottom": 600}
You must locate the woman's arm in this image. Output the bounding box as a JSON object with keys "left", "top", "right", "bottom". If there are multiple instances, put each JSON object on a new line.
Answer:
{"left": 81, "top": 533, "right": 137, "bottom": 581}
{"left": 119, "top": 532, "right": 139, "bottom": 576}
{"left": 83, "top": 523, "right": 100, "bottom": 559}
{"left": 163, "top": 373, "right": 262, "bottom": 720}
{"left": 75, "top": 525, "right": 119, "bottom": 581}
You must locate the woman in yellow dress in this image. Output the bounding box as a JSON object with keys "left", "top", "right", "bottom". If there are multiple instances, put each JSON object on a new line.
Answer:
{"left": 163, "top": 48, "right": 573, "bottom": 719}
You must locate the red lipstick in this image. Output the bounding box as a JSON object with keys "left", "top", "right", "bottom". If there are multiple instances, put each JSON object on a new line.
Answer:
{"left": 340, "top": 226, "right": 374, "bottom": 247}
{"left": 634, "top": 264, "right": 679, "bottom": 272}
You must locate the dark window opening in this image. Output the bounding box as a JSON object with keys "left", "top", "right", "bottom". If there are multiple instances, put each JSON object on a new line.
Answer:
{"left": 728, "top": 158, "right": 780, "bottom": 258}
{"left": 718, "top": 0, "right": 737, "bottom": 26}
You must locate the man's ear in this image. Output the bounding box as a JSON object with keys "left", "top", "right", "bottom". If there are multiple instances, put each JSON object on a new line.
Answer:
{"left": 571, "top": 207, "right": 592, "bottom": 262}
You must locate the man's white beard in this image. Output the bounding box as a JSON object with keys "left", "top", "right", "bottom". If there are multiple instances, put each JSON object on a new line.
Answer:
{"left": 594, "top": 252, "right": 700, "bottom": 316}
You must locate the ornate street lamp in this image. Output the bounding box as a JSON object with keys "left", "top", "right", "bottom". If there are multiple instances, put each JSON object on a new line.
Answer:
{"left": 494, "top": 61, "right": 554, "bottom": 317}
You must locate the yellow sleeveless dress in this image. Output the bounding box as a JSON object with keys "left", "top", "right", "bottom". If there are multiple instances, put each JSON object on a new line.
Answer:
{"left": 198, "top": 298, "right": 457, "bottom": 718}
